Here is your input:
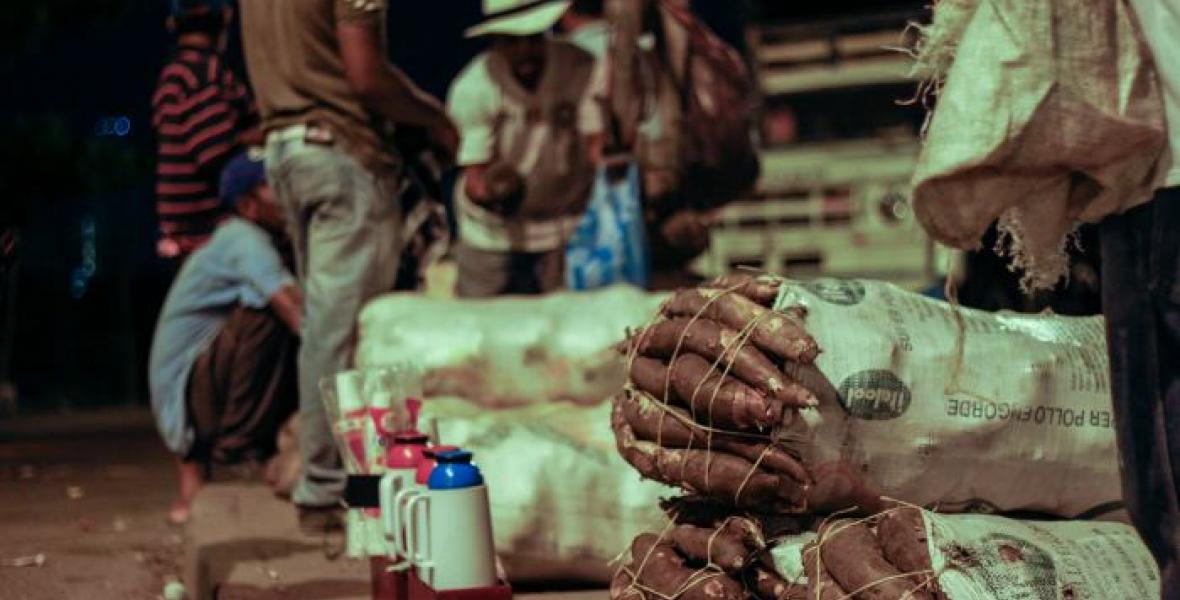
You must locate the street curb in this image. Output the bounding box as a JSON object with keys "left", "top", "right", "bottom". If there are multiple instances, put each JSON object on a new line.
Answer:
{"left": 0, "top": 407, "right": 154, "bottom": 439}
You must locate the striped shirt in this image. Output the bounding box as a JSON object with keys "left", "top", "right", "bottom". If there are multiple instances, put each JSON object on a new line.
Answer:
{"left": 151, "top": 44, "right": 254, "bottom": 254}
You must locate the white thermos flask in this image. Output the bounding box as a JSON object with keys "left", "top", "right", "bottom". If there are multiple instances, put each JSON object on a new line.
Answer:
{"left": 403, "top": 449, "right": 498, "bottom": 591}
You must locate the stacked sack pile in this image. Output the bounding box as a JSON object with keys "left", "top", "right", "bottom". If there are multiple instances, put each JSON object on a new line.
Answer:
{"left": 609, "top": 274, "right": 1160, "bottom": 599}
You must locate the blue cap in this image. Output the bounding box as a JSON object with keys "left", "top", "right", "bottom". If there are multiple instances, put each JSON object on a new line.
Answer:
{"left": 219, "top": 152, "right": 266, "bottom": 208}
{"left": 427, "top": 450, "right": 485, "bottom": 490}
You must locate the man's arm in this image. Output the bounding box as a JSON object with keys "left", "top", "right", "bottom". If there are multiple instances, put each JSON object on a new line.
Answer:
{"left": 227, "top": 223, "right": 302, "bottom": 334}
{"left": 579, "top": 58, "right": 609, "bottom": 167}
{"left": 447, "top": 59, "right": 497, "bottom": 205}
{"left": 337, "top": 21, "right": 457, "bottom": 154}
{"left": 268, "top": 284, "right": 302, "bottom": 335}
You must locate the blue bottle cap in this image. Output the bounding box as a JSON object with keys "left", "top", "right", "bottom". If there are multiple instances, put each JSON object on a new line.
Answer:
{"left": 427, "top": 449, "right": 485, "bottom": 489}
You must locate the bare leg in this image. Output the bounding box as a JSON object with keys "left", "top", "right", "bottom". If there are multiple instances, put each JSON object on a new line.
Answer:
{"left": 169, "top": 457, "right": 205, "bottom": 525}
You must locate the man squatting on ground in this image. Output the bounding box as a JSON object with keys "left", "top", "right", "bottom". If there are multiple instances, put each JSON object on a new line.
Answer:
{"left": 149, "top": 153, "right": 302, "bottom": 525}
{"left": 239, "top": 0, "right": 457, "bottom": 530}
{"left": 448, "top": 0, "right": 605, "bottom": 297}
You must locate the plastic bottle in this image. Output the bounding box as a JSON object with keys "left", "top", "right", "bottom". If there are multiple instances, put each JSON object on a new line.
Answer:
{"left": 405, "top": 449, "right": 498, "bottom": 590}
{"left": 375, "top": 431, "right": 430, "bottom": 600}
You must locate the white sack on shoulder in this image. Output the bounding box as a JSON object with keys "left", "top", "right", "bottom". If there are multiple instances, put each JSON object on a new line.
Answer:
{"left": 909, "top": 0, "right": 1167, "bottom": 291}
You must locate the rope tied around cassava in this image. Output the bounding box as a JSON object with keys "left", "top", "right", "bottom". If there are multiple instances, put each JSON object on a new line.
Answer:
{"left": 800, "top": 501, "right": 943, "bottom": 600}
{"left": 614, "top": 275, "right": 816, "bottom": 511}
{"left": 614, "top": 513, "right": 777, "bottom": 600}
{"left": 616, "top": 515, "right": 728, "bottom": 600}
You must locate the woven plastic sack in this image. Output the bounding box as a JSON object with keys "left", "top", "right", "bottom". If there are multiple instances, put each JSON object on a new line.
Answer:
{"left": 770, "top": 511, "right": 1159, "bottom": 599}
{"left": 772, "top": 278, "right": 1121, "bottom": 518}
{"left": 911, "top": 0, "right": 1167, "bottom": 290}
{"left": 357, "top": 286, "right": 666, "bottom": 407}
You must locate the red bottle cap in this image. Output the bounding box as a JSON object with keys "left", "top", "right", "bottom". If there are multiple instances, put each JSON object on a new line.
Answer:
{"left": 386, "top": 432, "right": 430, "bottom": 470}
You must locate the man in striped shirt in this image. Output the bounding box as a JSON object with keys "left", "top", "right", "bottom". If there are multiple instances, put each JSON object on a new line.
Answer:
{"left": 151, "top": 0, "right": 258, "bottom": 258}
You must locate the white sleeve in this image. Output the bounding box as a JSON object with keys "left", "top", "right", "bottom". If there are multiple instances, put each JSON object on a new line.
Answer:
{"left": 577, "top": 56, "right": 608, "bottom": 135}
{"left": 447, "top": 61, "right": 498, "bottom": 167}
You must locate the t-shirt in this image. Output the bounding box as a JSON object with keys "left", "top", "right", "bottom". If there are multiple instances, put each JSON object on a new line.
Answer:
{"left": 149, "top": 218, "right": 295, "bottom": 455}
{"left": 1130, "top": 0, "right": 1180, "bottom": 187}
{"left": 151, "top": 45, "right": 253, "bottom": 254}
{"left": 239, "top": 0, "right": 399, "bottom": 174}
{"left": 447, "top": 41, "right": 605, "bottom": 252}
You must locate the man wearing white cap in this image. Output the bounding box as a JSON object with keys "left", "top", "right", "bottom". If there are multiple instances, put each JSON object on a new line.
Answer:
{"left": 448, "top": 0, "right": 606, "bottom": 296}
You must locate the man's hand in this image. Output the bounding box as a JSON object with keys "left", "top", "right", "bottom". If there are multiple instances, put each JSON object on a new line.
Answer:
{"left": 157, "top": 236, "right": 182, "bottom": 259}
{"left": 269, "top": 284, "right": 303, "bottom": 335}
{"left": 428, "top": 120, "right": 459, "bottom": 165}
{"left": 463, "top": 164, "right": 491, "bottom": 204}
{"left": 463, "top": 163, "right": 525, "bottom": 216}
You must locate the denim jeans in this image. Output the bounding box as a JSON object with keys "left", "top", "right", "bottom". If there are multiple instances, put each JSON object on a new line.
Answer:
{"left": 265, "top": 126, "right": 402, "bottom": 507}
{"left": 1101, "top": 187, "right": 1180, "bottom": 599}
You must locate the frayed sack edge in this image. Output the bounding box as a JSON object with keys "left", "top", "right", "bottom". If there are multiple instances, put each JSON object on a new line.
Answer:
{"left": 902, "top": 0, "right": 1078, "bottom": 293}
{"left": 995, "top": 209, "right": 1076, "bottom": 294}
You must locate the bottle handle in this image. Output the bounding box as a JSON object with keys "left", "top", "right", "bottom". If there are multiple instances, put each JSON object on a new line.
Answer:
{"left": 392, "top": 487, "right": 420, "bottom": 557}
{"left": 405, "top": 493, "right": 432, "bottom": 566}
{"left": 379, "top": 474, "right": 401, "bottom": 558}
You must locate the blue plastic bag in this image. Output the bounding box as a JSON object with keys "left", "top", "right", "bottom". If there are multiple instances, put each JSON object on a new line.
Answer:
{"left": 565, "top": 164, "right": 649, "bottom": 290}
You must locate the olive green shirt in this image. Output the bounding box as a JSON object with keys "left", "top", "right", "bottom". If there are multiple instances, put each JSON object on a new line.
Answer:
{"left": 239, "top": 0, "right": 399, "bottom": 174}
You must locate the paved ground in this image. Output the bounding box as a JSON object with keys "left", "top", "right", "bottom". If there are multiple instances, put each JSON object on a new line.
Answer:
{"left": 0, "top": 409, "right": 605, "bottom": 599}
{"left": 0, "top": 410, "right": 182, "bottom": 599}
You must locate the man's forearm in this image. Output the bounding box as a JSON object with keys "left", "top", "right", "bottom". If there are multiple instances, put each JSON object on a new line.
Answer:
{"left": 338, "top": 21, "right": 450, "bottom": 129}
{"left": 269, "top": 284, "right": 303, "bottom": 335}
{"left": 362, "top": 65, "right": 450, "bottom": 128}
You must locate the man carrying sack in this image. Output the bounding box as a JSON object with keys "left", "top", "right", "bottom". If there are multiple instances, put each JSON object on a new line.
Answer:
{"left": 910, "top": 0, "right": 1180, "bottom": 595}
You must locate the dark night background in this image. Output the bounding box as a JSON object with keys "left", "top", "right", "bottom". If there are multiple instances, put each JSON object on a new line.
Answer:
{"left": 0, "top": 0, "right": 924, "bottom": 414}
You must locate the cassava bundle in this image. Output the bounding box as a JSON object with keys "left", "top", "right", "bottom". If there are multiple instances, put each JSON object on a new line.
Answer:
{"left": 609, "top": 274, "right": 1152, "bottom": 599}
{"left": 770, "top": 505, "right": 1159, "bottom": 600}
{"left": 611, "top": 499, "right": 808, "bottom": 600}
{"left": 612, "top": 501, "right": 1159, "bottom": 600}
{"left": 612, "top": 274, "right": 818, "bottom": 512}
{"left": 613, "top": 274, "right": 1123, "bottom": 518}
